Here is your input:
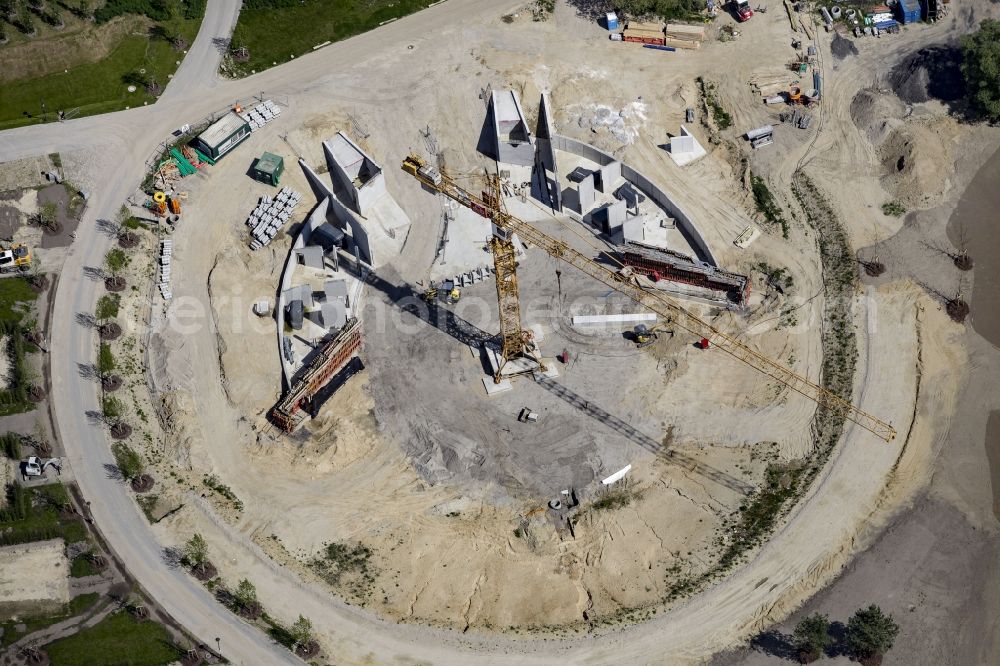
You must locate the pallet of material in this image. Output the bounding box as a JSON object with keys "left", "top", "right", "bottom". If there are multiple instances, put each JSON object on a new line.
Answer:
{"left": 623, "top": 28, "right": 666, "bottom": 45}
{"left": 663, "top": 37, "right": 701, "bottom": 50}
{"left": 665, "top": 23, "right": 705, "bottom": 39}
{"left": 627, "top": 20, "right": 664, "bottom": 32}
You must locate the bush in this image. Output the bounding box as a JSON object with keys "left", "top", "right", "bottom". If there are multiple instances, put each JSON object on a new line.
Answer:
{"left": 847, "top": 605, "right": 899, "bottom": 660}
{"left": 793, "top": 613, "right": 832, "bottom": 661}
{"left": 94, "top": 0, "right": 171, "bottom": 23}
{"left": 961, "top": 19, "right": 1000, "bottom": 122}
{"left": 881, "top": 201, "right": 906, "bottom": 217}
{"left": 183, "top": 0, "right": 206, "bottom": 19}
{"left": 0, "top": 432, "right": 21, "bottom": 459}
{"left": 111, "top": 441, "right": 143, "bottom": 480}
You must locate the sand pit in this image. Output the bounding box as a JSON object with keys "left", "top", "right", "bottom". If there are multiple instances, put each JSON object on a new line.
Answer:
{"left": 0, "top": 539, "right": 71, "bottom": 616}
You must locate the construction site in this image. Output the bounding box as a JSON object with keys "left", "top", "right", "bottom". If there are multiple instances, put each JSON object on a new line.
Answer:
{"left": 132, "top": 0, "right": 917, "bottom": 635}
{"left": 9, "top": 0, "right": 1000, "bottom": 663}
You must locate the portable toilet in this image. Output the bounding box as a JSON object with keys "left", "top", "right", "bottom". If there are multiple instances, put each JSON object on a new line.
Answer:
{"left": 606, "top": 12, "right": 619, "bottom": 30}
{"left": 251, "top": 152, "right": 284, "bottom": 186}
{"left": 897, "top": 0, "right": 922, "bottom": 23}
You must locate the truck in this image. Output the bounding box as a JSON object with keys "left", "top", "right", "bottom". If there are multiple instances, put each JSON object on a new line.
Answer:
{"left": 0, "top": 244, "right": 31, "bottom": 273}
{"left": 733, "top": 0, "right": 753, "bottom": 21}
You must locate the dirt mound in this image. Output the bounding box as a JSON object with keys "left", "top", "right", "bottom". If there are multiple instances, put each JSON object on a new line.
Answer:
{"left": 878, "top": 120, "right": 954, "bottom": 209}
{"left": 889, "top": 45, "right": 965, "bottom": 105}
{"left": 850, "top": 89, "right": 906, "bottom": 145}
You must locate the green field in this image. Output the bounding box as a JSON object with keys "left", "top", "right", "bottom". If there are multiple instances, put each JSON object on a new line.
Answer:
{"left": 0, "top": 482, "right": 88, "bottom": 547}
{"left": 0, "top": 2, "right": 204, "bottom": 130}
{"left": 226, "top": 0, "right": 435, "bottom": 77}
{"left": 43, "top": 611, "right": 182, "bottom": 666}
{"left": 0, "top": 593, "right": 101, "bottom": 649}
{"left": 0, "top": 277, "right": 37, "bottom": 324}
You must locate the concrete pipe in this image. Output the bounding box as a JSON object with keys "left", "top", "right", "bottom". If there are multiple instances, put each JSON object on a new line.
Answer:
{"left": 549, "top": 500, "right": 563, "bottom": 510}
{"left": 168, "top": 214, "right": 180, "bottom": 225}
{"left": 821, "top": 6, "right": 833, "bottom": 24}
{"left": 831, "top": 6, "right": 842, "bottom": 19}
{"left": 846, "top": 8, "right": 857, "bottom": 19}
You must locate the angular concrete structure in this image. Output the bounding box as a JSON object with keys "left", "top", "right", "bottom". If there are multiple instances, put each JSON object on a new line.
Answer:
{"left": 323, "top": 132, "right": 387, "bottom": 216}
{"left": 298, "top": 158, "right": 374, "bottom": 267}
{"left": 488, "top": 89, "right": 535, "bottom": 167}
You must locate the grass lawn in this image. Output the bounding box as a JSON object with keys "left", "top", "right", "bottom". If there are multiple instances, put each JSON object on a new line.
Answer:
{"left": 0, "top": 6, "right": 203, "bottom": 130}
{"left": 227, "top": 0, "right": 435, "bottom": 77}
{"left": 0, "top": 482, "right": 89, "bottom": 547}
{"left": 0, "top": 277, "right": 38, "bottom": 324}
{"left": 43, "top": 611, "right": 182, "bottom": 666}
{"left": 0, "top": 593, "right": 101, "bottom": 649}
{"left": 70, "top": 553, "right": 101, "bottom": 578}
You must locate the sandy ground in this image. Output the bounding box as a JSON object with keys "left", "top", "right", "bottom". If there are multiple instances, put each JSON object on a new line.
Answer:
{"left": 75, "top": 0, "right": 1000, "bottom": 660}
{"left": 0, "top": 539, "right": 70, "bottom": 617}
{"left": 713, "top": 125, "right": 1000, "bottom": 666}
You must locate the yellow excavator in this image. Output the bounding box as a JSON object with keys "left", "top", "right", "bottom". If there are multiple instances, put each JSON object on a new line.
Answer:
{"left": 0, "top": 244, "right": 31, "bottom": 273}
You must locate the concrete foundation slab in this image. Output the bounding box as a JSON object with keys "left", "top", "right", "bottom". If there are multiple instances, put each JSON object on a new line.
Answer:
{"left": 482, "top": 376, "right": 513, "bottom": 395}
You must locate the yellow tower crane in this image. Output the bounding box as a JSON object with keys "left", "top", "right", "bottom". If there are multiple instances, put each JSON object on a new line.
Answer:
{"left": 401, "top": 154, "right": 896, "bottom": 442}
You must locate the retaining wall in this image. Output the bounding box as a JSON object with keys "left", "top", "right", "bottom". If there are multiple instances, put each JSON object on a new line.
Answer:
{"left": 549, "top": 134, "right": 717, "bottom": 266}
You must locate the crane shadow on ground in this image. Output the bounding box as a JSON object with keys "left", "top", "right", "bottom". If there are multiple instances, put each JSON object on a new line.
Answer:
{"left": 363, "top": 268, "right": 753, "bottom": 496}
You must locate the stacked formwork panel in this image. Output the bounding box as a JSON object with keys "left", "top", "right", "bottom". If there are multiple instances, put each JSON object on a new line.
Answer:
{"left": 157, "top": 239, "right": 172, "bottom": 300}
{"left": 247, "top": 187, "right": 302, "bottom": 250}
{"left": 270, "top": 318, "right": 363, "bottom": 432}
{"left": 621, "top": 240, "right": 750, "bottom": 305}
{"left": 239, "top": 99, "right": 282, "bottom": 133}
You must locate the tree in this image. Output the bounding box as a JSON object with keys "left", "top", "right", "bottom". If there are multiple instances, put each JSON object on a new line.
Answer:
{"left": 104, "top": 248, "right": 128, "bottom": 276}
{"left": 97, "top": 343, "right": 116, "bottom": 378}
{"left": 234, "top": 578, "right": 257, "bottom": 609}
{"left": 102, "top": 395, "right": 124, "bottom": 423}
{"left": 847, "top": 605, "right": 900, "bottom": 663}
{"left": 290, "top": 615, "right": 313, "bottom": 648}
{"left": 793, "top": 613, "right": 832, "bottom": 663}
{"left": 95, "top": 293, "right": 119, "bottom": 323}
{"left": 184, "top": 533, "right": 208, "bottom": 568}
{"left": 111, "top": 441, "right": 144, "bottom": 480}
{"left": 961, "top": 19, "right": 1000, "bottom": 122}
{"left": 37, "top": 202, "right": 58, "bottom": 231}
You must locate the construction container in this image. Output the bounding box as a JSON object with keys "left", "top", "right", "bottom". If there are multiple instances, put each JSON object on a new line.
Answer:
{"left": 606, "top": 12, "right": 619, "bottom": 30}
{"left": 897, "top": 0, "right": 921, "bottom": 23}
{"left": 194, "top": 111, "right": 251, "bottom": 161}
{"left": 251, "top": 152, "right": 285, "bottom": 186}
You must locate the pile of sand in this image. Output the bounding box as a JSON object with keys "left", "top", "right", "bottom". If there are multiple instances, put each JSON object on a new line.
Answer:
{"left": 878, "top": 120, "right": 954, "bottom": 209}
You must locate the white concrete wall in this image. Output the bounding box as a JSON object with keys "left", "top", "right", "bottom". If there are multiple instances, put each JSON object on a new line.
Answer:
{"left": 549, "top": 134, "right": 717, "bottom": 266}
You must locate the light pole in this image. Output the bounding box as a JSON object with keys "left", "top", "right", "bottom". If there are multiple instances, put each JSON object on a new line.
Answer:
{"left": 215, "top": 636, "right": 221, "bottom": 654}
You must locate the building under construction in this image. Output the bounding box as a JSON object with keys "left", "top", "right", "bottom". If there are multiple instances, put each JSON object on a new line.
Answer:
{"left": 620, "top": 239, "right": 750, "bottom": 306}
{"left": 269, "top": 317, "right": 363, "bottom": 432}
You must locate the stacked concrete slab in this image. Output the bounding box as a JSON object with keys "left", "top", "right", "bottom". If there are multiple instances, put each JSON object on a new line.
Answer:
{"left": 247, "top": 187, "right": 302, "bottom": 250}
{"left": 157, "top": 239, "right": 172, "bottom": 300}
{"left": 323, "top": 132, "right": 387, "bottom": 216}
{"left": 239, "top": 99, "right": 281, "bottom": 133}
{"left": 488, "top": 89, "right": 535, "bottom": 167}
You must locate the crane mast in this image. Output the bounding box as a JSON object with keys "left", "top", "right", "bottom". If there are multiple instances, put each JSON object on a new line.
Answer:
{"left": 401, "top": 154, "right": 896, "bottom": 442}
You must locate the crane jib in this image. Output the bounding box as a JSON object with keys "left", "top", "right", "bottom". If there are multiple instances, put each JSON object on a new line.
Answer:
{"left": 401, "top": 155, "right": 896, "bottom": 443}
